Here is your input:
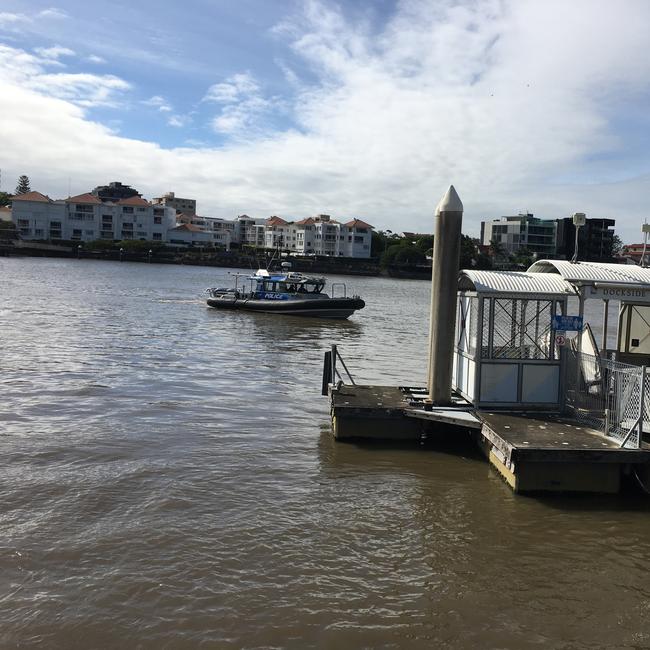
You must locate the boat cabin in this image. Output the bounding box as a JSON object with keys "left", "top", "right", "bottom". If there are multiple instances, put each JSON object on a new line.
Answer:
{"left": 251, "top": 270, "right": 325, "bottom": 297}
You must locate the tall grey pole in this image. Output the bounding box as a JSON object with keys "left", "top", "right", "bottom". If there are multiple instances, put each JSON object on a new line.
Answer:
{"left": 428, "top": 185, "right": 463, "bottom": 405}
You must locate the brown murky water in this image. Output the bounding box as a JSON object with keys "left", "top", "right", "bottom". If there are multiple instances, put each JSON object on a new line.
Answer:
{"left": 2, "top": 257, "right": 650, "bottom": 649}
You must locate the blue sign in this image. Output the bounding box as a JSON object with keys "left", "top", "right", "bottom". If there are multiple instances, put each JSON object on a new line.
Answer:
{"left": 552, "top": 315, "right": 583, "bottom": 331}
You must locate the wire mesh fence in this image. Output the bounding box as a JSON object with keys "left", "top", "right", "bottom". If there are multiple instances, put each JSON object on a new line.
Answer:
{"left": 565, "top": 350, "right": 647, "bottom": 448}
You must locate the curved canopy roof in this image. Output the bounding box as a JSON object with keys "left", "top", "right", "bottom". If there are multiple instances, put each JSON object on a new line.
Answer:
{"left": 459, "top": 270, "right": 575, "bottom": 296}
{"left": 528, "top": 260, "right": 650, "bottom": 286}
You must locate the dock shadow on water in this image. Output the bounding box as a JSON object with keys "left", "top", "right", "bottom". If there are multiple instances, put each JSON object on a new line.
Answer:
{"left": 2, "top": 257, "right": 650, "bottom": 649}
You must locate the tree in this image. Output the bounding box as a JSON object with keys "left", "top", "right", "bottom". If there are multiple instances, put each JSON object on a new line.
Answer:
{"left": 611, "top": 234, "right": 623, "bottom": 258}
{"left": 15, "top": 175, "right": 31, "bottom": 195}
{"left": 0, "top": 191, "right": 11, "bottom": 207}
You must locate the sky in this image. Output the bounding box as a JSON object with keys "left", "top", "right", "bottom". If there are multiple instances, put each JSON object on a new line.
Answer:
{"left": 1, "top": 0, "right": 650, "bottom": 242}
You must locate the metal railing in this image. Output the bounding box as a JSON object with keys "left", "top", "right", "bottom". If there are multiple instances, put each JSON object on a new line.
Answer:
{"left": 565, "top": 350, "right": 648, "bottom": 448}
{"left": 321, "top": 344, "right": 355, "bottom": 395}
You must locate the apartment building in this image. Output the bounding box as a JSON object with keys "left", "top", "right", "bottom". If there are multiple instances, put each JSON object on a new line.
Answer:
{"left": 11, "top": 191, "right": 176, "bottom": 242}
{"left": 10, "top": 188, "right": 374, "bottom": 258}
{"left": 480, "top": 213, "right": 557, "bottom": 256}
{"left": 152, "top": 191, "right": 197, "bottom": 216}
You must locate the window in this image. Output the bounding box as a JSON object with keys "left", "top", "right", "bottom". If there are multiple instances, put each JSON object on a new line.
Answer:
{"left": 363, "top": 244, "right": 369, "bottom": 249}
{"left": 153, "top": 208, "right": 164, "bottom": 216}
{"left": 153, "top": 233, "right": 162, "bottom": 240}
{"left": 356, "top": 228, "right": 367, "bottom": 234}
{"left": 85, "top": 230, "right": 95, "bottom": 236}
{"left": 354, "top": 236, "right": 363, "bottom": 243}
{"left": 122, "top": 206, "right": 134, "bottom": 214}
{"left": 100, "top": 231, "right": 113, "bottom": 240}
{"left": 71, "top": 229, "right": 82, "bottom": 240}
{"left": 17, "top": 219, "right": 29, "bottom": 227}
{"left": 121, "top": 231, "right": 133, "bottom": 239}
{"left": 137, "top": 207, "right": 146, "bottom": 212}
{"left": 102, "top": 215, "right": 112, "bottom": 223}
{"left": 154, "top": 216, "right": 162, "bottom": 224}
{"left": 348, "top": 236, "right": 352, "bottom": 242}
{"left": 75, "top": 204, "right": 94, "bottom": 213}
{"left": 50, "top": 230, "right": 61, "bottom": 239}
{"left": 50, "top": 221, "right": 61, "bottom": 228}
{"left": 34, "top": 228, "right": 43, "bottom": 237}
{"left": 136, "top": 231, "right": 147, "bottom": 236}
{"left": 122, "top": 223, "right": 133, "bottom": 230}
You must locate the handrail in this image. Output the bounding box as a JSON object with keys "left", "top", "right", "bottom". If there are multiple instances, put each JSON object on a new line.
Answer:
{"left": 330, "top": 282, "right": 347, "bottom": 298}
{"left": 322, "top": 344, "right": 355, "bottom": 394}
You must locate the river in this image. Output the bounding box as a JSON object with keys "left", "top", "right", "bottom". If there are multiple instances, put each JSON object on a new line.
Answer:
{"left": 1, "top": 257, "right": 650, "bottom": 649}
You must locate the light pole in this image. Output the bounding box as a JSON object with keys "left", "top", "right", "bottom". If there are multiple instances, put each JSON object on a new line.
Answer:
{"left": 119, "top": 247, "right": 124, "bottom": 262}
{"left": 148, "top": 248, "right": 153, "bottom": 263}
{"left": 571, "top": 212, "right": 586, "bottom": 263}
{"left": 77, "top": 244, "right": 82, "bottom": 259}
{"left": 641, "top": 221, "right": 650, "bottom": 267}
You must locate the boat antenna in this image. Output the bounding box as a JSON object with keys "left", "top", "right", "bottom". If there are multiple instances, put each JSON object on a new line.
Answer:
{"left": 267, "top": 247, "right": 278, "bottom": 271}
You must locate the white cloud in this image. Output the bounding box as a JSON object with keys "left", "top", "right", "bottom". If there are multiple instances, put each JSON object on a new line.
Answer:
{"left": 204, "top": 72, "right": 261, "bottom": 103}
{"left": 0, "top": 44, "right": 130, "bottom": 107}
{"left": 34, "top": 45, "right": 75, "bottom": 60}
{"left": 0, "top": 11, "right": 30, "bottom": 30}
{"left": 37, "top": 8, "right": 68, "bottom": 20}
{"left": 204, "top": 72, "right": 277, "bottom": 136}
{"left": 168, "top": 114, "right": 191, "bottom": 128}
{"left": 143, "top": 95, "right": 173, "bottom": 112}
{"left": 2, "top": 1, "right": 650, "bottom": 243}
{"left": 0, "top": 7, "right": 67, "bottom": 32}
{"left": 87, "top": 54, "right": 106, "bottom": 64}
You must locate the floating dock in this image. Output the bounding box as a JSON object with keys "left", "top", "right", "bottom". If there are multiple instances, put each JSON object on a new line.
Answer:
{"left": 325, "top": 186, "right": 650, "bottom": 496}
{"left": 330, "top": 384, "right": 650, "bottom": 494}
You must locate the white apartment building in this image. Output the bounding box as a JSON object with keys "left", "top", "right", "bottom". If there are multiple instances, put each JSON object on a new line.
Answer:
{"left": 175, "top": 213, "right": 236, "bottom": 249}
{"left": 10, "top": 191, "right": 374, "bottom": 258}
{"left": 11, "top": 191, "right": 176, "bottom": 243}
{"left": 278, "top": 214, "right": 373, "bottom": 258}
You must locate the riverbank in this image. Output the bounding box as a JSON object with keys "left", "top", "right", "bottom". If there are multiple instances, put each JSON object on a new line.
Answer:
{"left": 0, "top": 240, "right": 438, "bottom": 278}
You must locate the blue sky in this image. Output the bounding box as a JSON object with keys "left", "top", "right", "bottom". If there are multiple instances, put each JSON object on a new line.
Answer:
{"left": 1, "top": 0, "right": 650, "bottom": 242}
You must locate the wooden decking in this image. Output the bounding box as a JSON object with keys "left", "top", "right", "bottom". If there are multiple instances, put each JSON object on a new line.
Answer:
{"left": 328, "top": 383, "right": 650, "bottom": 494}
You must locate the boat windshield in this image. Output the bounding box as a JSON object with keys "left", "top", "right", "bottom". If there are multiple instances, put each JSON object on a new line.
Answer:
{"left": 256, "top": 279, "right": 324, "bottom": 294}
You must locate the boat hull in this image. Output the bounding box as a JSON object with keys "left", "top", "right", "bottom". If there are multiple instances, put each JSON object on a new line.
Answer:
{"left": 206, "top": 296, "right": 365, "bottom": 319}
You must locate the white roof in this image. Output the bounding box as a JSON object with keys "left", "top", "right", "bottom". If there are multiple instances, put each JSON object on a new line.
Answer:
{"left": 458, "top": 270, "right": 575, "bottom": 296}
{"left": 528, "top": 260, "right": 650, "bottom": 286}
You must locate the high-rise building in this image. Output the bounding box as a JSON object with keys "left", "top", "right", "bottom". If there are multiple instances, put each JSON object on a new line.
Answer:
{"left": 555, "top": 217, "right": 615, "bottom": 261}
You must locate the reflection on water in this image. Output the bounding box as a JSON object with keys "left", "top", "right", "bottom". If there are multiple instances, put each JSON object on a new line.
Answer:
{"left": 1, "top": 257, "right": 650, "bottom": 649}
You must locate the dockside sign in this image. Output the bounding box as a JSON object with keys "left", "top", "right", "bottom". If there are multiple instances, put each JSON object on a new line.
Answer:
{"left": 587, "top": 285, "right": 650, "bottom": 302}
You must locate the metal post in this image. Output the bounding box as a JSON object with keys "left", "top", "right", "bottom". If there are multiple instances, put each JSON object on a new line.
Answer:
{"left": 639, "top": 366, "right": 647, "bottom": 448}
{"left": 428, "top": 185, "right": 463, "bottom": 405}
{"left": 602, "top": 299, "right": 609, "bottom": 353}
{"left": 331, "top": 344, "right": 337, "bottom": 386}
{"left": 575, "top": 289, "right": 585, "bottom": 390}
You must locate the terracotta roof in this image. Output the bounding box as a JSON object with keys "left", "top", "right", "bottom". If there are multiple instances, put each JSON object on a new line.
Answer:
{"left": 11, "top": 191, "right": 52, "bottom": 203}
{"left": 171, "top": 223, "right": 204, "bottom": 232}
{"left": 117, "top": 196, "right": 151, "bottom": 207}
{"left": 66, "top": 193, "right": 102, "bottom": 204}
{"left": 295, "top": 217, "right": 316, "bottom": 226}
{"left": 266, "top": 216, "right": 288, "bottom": 226}
{"left": 344, "top": 218, "right": 373, "bottom": 229}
